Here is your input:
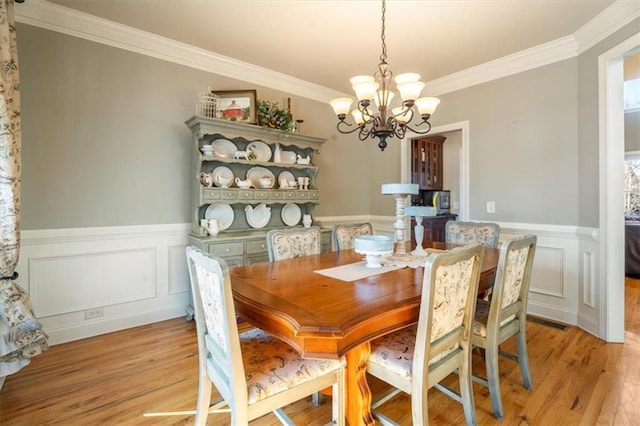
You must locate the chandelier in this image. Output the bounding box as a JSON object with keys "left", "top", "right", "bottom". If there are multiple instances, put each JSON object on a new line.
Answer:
{"left": 329, "top": 0, "right": 440, "bottom": 151}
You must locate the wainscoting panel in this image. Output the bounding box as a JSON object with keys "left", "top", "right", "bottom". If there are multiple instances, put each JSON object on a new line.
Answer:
{"left": 529, "top": 245, "right": 565, "bottom": 298}
{"left": 17, "top": 224, "right": 191, "bottom": 345}
{"left": 29, "top": 248, "right": 157, "bottom": 316}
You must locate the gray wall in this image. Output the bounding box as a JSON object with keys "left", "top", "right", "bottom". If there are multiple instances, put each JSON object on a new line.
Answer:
{"left": 17, "top": 24, "right": 370, "bottom": 230}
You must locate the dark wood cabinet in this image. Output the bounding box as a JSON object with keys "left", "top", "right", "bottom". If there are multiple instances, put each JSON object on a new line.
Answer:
{"left": 411, "top": 135, "right": 446, "bottom": 191}
{"left": 410, "top": 214, "right": 457, "bottom": 243}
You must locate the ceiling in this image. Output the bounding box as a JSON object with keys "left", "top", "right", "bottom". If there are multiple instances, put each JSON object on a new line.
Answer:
{"left": 44, "top": 0, "right": 617, "bottom": 94}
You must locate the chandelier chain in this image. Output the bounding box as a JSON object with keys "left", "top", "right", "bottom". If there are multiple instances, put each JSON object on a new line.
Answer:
{"left": 379, "top": 0, "right": 387, "bottom": 64}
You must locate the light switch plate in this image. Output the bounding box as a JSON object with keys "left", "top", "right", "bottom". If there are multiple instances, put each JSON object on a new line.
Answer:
{"left": 486, "top": 201, "right": 496, "bottom": 214}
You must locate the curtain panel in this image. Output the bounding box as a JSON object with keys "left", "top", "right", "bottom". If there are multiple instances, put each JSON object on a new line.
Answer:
{"left": 0, "top": 0, "right": 48, "bottom": 384}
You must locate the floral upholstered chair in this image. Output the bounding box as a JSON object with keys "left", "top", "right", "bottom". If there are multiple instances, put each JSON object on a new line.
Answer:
{"left": 367, "top": 244, "right": 484, "bottom": 426}
{"left": 266, "top": 226, "right": 321, "bottom": 261}
{"left": 332, "top": 222, "right": 373, "bottom": 251}
{"left": 184, "top": 246, "right": 345, "bottom": 425}
{"left": 471, "top": 234, "right": 537, "bottom": 420}
{"left": 445, "top": 221, "right": 500, "bottom": 248}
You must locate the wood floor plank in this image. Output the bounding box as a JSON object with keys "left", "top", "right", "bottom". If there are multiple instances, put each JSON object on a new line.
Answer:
{"left": 2, "top": 278, "right": 640, "bottom": 425}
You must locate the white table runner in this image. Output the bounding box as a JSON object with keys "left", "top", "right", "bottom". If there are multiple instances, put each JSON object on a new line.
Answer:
{"left": 314, "top": 261, "right": 402, "bottom": 282}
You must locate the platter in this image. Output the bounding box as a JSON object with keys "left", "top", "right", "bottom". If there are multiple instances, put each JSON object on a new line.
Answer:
{"left": 278, "top": 171, "right": 295, "bottom": 188}
{"left": 204, "top": 203, "right": 234, "bottom": 230}
{"left": 246, "top": 141, "right": 272, "bottom": 162}
{"left": 211, "top": 139, "right": 237, "bottom": 158}
{"left": 281, "top": 203, "right": 302, "bottom": 226}
{"left": 246, "top": 166, "right": 275, "bottom": 189}
{"left": 245, "top": 204, "right": 271, "bottom": 229}
{"left": 211, "top": 166, "right": 234, "bottom": 187}
{"left": 280, "top": 150, "right": 297, "bottom": 165}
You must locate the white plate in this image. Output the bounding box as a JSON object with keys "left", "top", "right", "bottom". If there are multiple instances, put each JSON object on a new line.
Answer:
{"left": 246, "top": 141, "right": 272, "bottom": 162}
{"left": 204, "top": 203, "right": 234, "bottom": 230}
{"left": 245, "top": 204, "right": 271, "bottom": 229}
{"left": 211, "top": 139, "right": 237, "bottom": 158}
{"left": 278, "top": 171, "right": 295, "bottom": 188}
{"left": 281, "top": 150, "right": 297, "bottom": 164}
{"left": 211, "top": 166, "right": 234, "bottom": 187}
{"left": 247, "top": 166, "right": 275, "bottom": 188}
{"left": 281, "top": 203, "right": 302, "bottom": 226}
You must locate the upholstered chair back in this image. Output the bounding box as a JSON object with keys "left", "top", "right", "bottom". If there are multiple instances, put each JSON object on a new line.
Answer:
{"left": 266, "top": 226, "right": 321, "bottom": 261}
{"left": 332, "top": 222, "right": 373, "bottom": 251}
{"left": 445, "top": 221, "right": 500, "bottom": 248}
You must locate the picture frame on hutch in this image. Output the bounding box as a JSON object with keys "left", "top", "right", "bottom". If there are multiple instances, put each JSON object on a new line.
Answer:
{"left": 213, "top": 89, "right": 257, "bottom": 124}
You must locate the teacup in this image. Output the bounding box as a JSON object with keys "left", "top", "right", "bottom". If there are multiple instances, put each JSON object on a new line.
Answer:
{"left": 259, "top": 176, "right": 273, "bottom": 188}
{"left": 216, "top": 174, "right": 233, "bottom": 188}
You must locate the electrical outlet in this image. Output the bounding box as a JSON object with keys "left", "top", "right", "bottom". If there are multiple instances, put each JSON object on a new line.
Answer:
{"left": 486, "top": 201, "right": 496, "bottom": 214}
{"left": 85, "top": 307, "right": 104, "bottom": 320}
{"left": 453, "top": 201, "right": 460, "bottom": 210}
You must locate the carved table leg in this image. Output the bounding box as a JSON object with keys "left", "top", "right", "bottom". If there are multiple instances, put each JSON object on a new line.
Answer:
{"left": 345, "top": 342, "right": 375, "bottom": 426}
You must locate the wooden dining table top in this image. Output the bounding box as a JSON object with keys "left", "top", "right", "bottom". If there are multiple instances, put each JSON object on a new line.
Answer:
{"left": 230, "top": 240, "right": 499, "bottom": 425}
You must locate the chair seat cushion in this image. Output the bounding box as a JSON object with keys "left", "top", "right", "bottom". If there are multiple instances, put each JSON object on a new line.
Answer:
{"left": 368, "top": 325, "right": 458, "bottom": 379}
{"left": 472, "top": 299, "right": 516, "bottom": 338}
{"left": 235, "top": 328, "right": 343, "bottom": 404}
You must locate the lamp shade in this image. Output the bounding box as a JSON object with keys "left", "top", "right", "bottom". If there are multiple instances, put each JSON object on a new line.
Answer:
{"left": 352, "top": 80, "right": 379, "bottom": 102}
{"left": 415, "top": 97, "right": 441, "bottom": 115}
{"left": 330, "top": 97, "right": 354, "bottom": 116}
{"left": 394, "top": 73, "right": 421, "bottom": 84}
{"left": 392, "top": 107, "right": 412, "bottom": 123}
{"left": 397, "top": 81, "right": 425, "bottom": 101}
{"left": 352, "top": 109, "right": 368, "bottom": 124}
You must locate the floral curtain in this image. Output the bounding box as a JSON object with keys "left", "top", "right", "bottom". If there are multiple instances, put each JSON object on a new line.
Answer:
{"left": 0, "top": 0, "right": 48, "bottom": 387}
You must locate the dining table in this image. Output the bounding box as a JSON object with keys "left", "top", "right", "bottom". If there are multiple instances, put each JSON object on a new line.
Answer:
{"left": 230, "top": 240, "right": 499, "bottom": 426}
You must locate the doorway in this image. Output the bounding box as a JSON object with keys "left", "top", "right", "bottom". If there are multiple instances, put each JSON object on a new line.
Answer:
{"left": 600, "top": 34, "right": 640, "bottom": 342}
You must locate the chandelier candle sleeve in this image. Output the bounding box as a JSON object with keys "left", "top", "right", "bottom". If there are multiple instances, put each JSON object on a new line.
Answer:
{"left": 329, "top": 0, "right": 440, "bottom": 151}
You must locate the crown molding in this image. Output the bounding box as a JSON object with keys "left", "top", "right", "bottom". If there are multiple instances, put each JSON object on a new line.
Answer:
{"left": 16, "top": 0, "right": 635, "bottom": 102}
{"left": 425, "top": 36, "right": 577, "bottom": 96}
{"left": 574, "top": 0, "right": 640, "bottom": 55}
{"left": 15, "top": 0, "right": 344, "bottom": 103}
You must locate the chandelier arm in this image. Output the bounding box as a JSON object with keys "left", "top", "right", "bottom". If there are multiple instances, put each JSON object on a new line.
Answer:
{"left": 401, "top": 120, "right": 433, "bottom": 135}
{"left": 336, "top": 120, "right": 367, "bottom": 135}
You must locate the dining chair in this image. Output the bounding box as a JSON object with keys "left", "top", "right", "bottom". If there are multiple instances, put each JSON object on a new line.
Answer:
{"left": 367, "top": 244, "right": 484, "bottom": 426}
{"left": 266, "top": 226, "right": 322, "bottom": 261}
{"left": 185, "top": 246, "right": 346, "bottom": 425}
{"left": 445, "top": 221, "right": 501, "bottom": 248}
{"left": 332, "top": 222, "right": 373, "bottom": 251}
{"left": 471, "top": 234, "right": 537, "bottom": 420}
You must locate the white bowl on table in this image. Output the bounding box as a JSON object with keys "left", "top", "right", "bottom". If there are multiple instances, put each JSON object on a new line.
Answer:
{"left": 354, "top": 235, "right": 394, "bottom": 268}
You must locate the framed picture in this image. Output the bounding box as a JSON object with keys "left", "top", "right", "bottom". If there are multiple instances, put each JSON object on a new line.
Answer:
{"left": 213, "top": 90, "right": 257, "bottom": 124}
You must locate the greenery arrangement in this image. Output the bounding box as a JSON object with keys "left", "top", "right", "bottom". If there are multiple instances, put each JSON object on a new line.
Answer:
{"left": 256, "top": 100, "right": 295, "bottom": 133}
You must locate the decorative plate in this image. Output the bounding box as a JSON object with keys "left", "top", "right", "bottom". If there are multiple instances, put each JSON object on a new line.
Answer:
{"left": 211, "top": 139, "right": 237, "bottom": 158}
{"left": 211, "top": 166, "right": 234, "bottom": 187}
{"left": 281, "top": 150, "right": 297, "bottom": 164}
{"left": 245, "top": 204, "right": 271, "bottom": 229}
{"left": 246, "top": 141, "right": 272, "bottom": 162}
{"left": 246, "top": 166, "right": 275, "bottom": 188}
{"left": 281, "top": 203, "right": 302, "bottom": 226}
{"left": 204, "top": 203, "right": 234, "bottom": 230}
{"left": 278, "top": 171, "right": 295, "bottom": 188}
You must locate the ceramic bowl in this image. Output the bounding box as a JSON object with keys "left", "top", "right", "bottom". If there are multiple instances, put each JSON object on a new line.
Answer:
{"left": 354, "top": 235, "right": 394, "bottom": 253}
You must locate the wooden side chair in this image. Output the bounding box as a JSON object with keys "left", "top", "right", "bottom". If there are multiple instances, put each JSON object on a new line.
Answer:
{"left": 471, "top": 234, "right": 537, "bottom": 420}
{"left": 332, "top": 222, "right": 373, "bottom": 251}
{"left": 445, "top": 221, "right": 501, "bottom": 248}
{"left": 266, "top": 226, "right": 321, "bottom": 261}
{"left": 367, "top": 244, "right": 485, "bottom": 425}
{"left": 185, "top": 246, "right": 346, "bottom": 425}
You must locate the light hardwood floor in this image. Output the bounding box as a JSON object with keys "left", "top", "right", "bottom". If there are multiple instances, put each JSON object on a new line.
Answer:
{"left": 1, "top": 278, "right": 639, "bottom": 425}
